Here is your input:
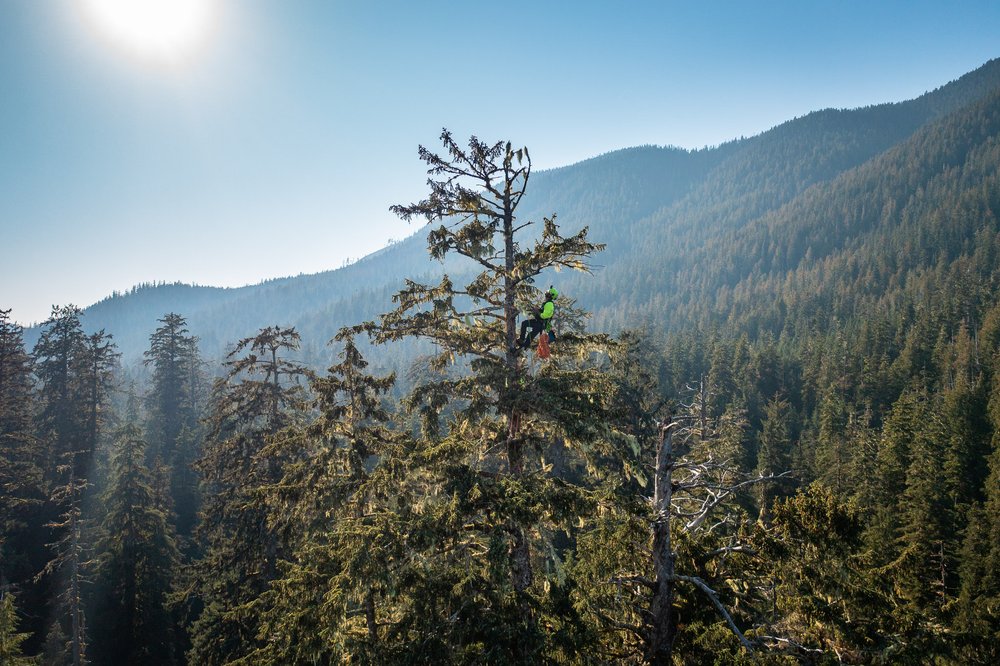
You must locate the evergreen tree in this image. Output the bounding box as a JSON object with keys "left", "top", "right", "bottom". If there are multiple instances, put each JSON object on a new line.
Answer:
{"left": 869, "top": 388, "right": 956, "bottom": 658}
{"left": 363, "top": 130, "right": 613, "bottom": 660}
{"left": 90, "top": 405, "right": 179, "bottom": 665}
{"left": 75, "top": 331, "right": 119, "bottom": 474}
{"left": 32, "top": 306, "right": 87, "bottom": 482}
{"left": 143, "top": 313, "right": 204, "bottom": 537}
{"left": 761, "top": 485, "right": 896, "bottom": 660}
{"left": 0, "top": 590, "right": 36, "bottom": 665}
{"left": 186, "top": 326, "right": 309, "bottom": 665}
{"left": 954, "top": 365, "right": 1000, "bottom": 663}
{"left": 249, "top": 331, "right": 405, "bottom": 663}
{"left": 571, "top": 359, "right": 786, "bottom": 664}
{"left": 39, "top": 465, "right": 90, "bottom": 666}
{"left": 32, "top": 307, "right": 102, "bottom": 666}
{"left": 0, "top": 309, "right": 42, "bottom": 583}
{"left": 756, "top": 396, "right": 794, "bottom": 520}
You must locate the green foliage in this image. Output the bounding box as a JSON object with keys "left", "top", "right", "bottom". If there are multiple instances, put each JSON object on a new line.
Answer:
{"left": 32, "top": 305, "right": 88, "bottom": 480}
{"left": 0, "top": 309, "right": 42, "bottom": 583}
{"left": 352, "top": 130, "right": 619, "bottom": 660}
{"left": 245, "top": 332, "right": 403, "bottom": 663}
{"left": 0, "top": 591, "right": 36, "bottom": 665}
{"left": 760, "top": 486, "right": 886, "bottom": 659}
{"left": 90, "top": 417, "right": 179, "bottom": 665}
{"left": 186, "top": 326, "right": 310, "bottom": 665}
{"left": 143, "top": 313, "right": 205, "bottom": 537}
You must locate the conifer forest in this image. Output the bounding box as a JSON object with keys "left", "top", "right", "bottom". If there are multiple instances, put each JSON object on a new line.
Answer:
{"left": 5, "top": 60, "right": 1000, "bottom": 665}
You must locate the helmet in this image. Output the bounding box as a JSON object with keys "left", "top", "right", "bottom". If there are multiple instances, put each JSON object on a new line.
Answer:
{"left": 547, "top": 286, "right": 558, "bottom": 298}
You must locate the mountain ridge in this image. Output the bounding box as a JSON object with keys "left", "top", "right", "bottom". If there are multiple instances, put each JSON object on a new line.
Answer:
{"left": 23, "top": 57, "right": 1000, "bottom": 366}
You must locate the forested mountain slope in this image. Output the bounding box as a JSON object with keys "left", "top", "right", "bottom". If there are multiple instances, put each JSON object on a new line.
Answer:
{"left": 8, "top": 58, "right": 1000, "bottom": 665}
{"left": 37, "top": 58, "right": 1000, "bottom": 365}
{"left": 584, "top": 84, "right": 1000, "bottom": 337}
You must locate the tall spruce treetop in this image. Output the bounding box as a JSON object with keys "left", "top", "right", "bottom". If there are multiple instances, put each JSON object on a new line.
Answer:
{"left": 143, "top": 313, "right": 204, "bottom": 536}
{"left": 187, "top": 325, "right": 309, "bottom": 665}
{"left": 0, "top": 309, "right": 41, "bottom": 580}
{"left": 248, "top": 332, "right": 405, "bottom": 664}
{"left": 364, "top": 131, "right": 620, "bottom": 660}
{"left": 0, "top": 309, "right": 33, "bottom": 445}
{"left": 143, "top": 313, "right": 199, "bottom": 463}
{"left": 386, "top": 130, "right": 601, "bottom": 368}
{"left": 380, "top": 131, "right": 605, "bottom": 433}
{"left": 76, "top": 330, "right": 119, "bottom": 472}
{"left": 32, "top": 305, "right": 87, "bottom": 476}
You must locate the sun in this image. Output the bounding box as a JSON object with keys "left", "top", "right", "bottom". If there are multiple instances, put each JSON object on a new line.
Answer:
{"left": 82, "top": 0, "right": 217, "bottom": 63}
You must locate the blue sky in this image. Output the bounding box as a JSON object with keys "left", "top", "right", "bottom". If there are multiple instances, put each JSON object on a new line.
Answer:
{"left": 2, "top": 1, "right": 998, "bottom": 325}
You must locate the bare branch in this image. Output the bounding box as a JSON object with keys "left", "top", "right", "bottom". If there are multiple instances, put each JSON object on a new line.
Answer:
{"left": 684, "top": 471, "right": 792, "bottom": 530}
{"left": 757, "top": 635, "right": 826, "bottom": 654}
{"left": 609, "top": 575, "right": 656, "bottom": 591}
{"left": 672, "top": 574, "right": 753, "bottom": 652}
{"left": 703, "top": 545, "right": 758, "bottom": 559}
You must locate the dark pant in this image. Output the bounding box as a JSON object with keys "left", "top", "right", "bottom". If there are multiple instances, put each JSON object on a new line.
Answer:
{"left": 519, "top": 318, "right": 544, "bottom": 347}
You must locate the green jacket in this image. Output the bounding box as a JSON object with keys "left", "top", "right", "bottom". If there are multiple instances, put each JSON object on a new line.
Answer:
{"left": 539, "top": 300, "right": 554, "bottom": 328}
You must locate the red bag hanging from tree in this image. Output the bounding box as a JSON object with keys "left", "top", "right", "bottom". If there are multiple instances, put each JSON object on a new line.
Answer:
{"left": 536, "top": 330, "right": 551, "bottom": 359}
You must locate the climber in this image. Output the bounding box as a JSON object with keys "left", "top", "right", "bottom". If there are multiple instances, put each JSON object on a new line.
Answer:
{"left": 515, "top": 286, "right": 557, "bottom": 351}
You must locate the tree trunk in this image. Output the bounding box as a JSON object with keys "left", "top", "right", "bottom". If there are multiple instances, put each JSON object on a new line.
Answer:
{"left": 647, "top": 424, "right": 676, "bottom": 665}
{"left": 506, "top": 416, "right": 533, "bottom": 593}
{"left": 502, "top": 160, "right": 533, "bottom": 595}
{"left": 365, "top": 589, "right": 377, "bottom": 641}
{"left": 70, "top": 508, "right": 85, "bottom": 666}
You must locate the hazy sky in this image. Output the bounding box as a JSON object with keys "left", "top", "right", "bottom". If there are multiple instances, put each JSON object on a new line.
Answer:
{"left": 2, "top": 1, "right": 998, "bottom": 325}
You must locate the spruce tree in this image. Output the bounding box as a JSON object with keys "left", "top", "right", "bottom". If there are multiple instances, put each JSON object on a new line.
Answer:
{"left": 249, "top": 331, "right": 405, "bottom": 664}
{"left": 756, "top": 396, "right": 794, "bottom": 519}
{"left": 760, "top": 485, "right": 897, "bottom": 660}
{"left": 143, "top": 313, "right": 204, "bottom": 537}
{"left": 0, "top": 590, "right": 35, "bottom": 665}
{"left": 32, "top": 306, "right": 87, "bottom": 482}
{"left": 39, "top": 464, "right": 90, "bottom": 666}
{"left": 77, "top": 331, "right": 118, "bottom": 459}
{"left": 90, "top": 405, "right": 179, "bottom": 665}
{"left": 32, "top": 307, "right": 104, "bottom": 666}
{"left": 954, "top": 365, "right": 1000, "bottom": 663}
{"left": 187, "top": 326, "right": 308, "bottom": 665}
{"left": 0, "top": 309, "right": 42, "bottom": 585}
{"left": 571, "top": 355, "right": 785, "bottom": 664}
{"left": 365, "top": 130, "right": 613, "bottom": 659}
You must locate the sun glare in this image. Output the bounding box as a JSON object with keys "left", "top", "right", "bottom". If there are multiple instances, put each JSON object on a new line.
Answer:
{"left": 82, "top": 0, "right": 216, "bottom": 63}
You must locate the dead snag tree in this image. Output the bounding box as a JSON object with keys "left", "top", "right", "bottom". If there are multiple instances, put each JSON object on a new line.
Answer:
{"left": 574, "top": 365, "right": 791, "bottom": 664}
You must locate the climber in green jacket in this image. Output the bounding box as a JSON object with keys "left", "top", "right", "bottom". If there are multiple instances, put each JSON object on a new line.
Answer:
{"left": 516, "top": 286, "right": 557, "bottom": 350}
